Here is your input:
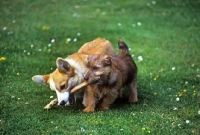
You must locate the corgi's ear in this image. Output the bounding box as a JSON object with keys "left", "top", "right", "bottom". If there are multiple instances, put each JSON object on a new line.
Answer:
{"left": 103, "top": 55, "right": 111, "bottom": 66}
{"left": 56, "top": 57, "right": 71, "bottom": 74}
{"left": 32, "top": 75, "right": 49, "bottom": 85}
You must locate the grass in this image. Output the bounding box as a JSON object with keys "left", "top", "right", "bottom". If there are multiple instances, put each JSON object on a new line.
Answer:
{"left": 0, "top": 0, "right": 200, "bottom": 134}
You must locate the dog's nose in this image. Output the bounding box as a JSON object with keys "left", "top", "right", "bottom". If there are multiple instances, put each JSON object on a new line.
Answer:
{"left": 59, "top": 100, "right": 66, "bottom": 105}
{"left": 84, "top": 75, "right": 88, "bottom": 81}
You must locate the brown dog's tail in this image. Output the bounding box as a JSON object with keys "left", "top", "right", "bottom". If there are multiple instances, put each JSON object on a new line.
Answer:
{"left": 118, "top": 40, "right": 130, "bottom": 55}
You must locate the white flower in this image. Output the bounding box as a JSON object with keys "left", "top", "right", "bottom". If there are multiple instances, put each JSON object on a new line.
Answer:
{"left": 198, "top": 110, "right": 200, "bottom": 115}
{"left": 67, "top": 38, "right": 71, "bottom": 42}
{"left": 3, "top": 27, "right": 7, "bottom": 30}
{"left": 185, "top": 81, "right": 188, "bottom": 85}
{"left": 31, "top": 44, "right": 34, "bottom": 48}
{"left": 38, "top": 49, "right": 42, "bottom": 51}
{"left": 73, "top": 38, "right": 77, "bottom": 42}
{"left": 176, "top": 97, "right": 180, "bottom": 101}
{"left": 137, "top": 22, "right": 141, "bottom": 26}
{"left": 173, "top": 107, "right": 177, "bottom": 110}
{"left": 138, "top": 56, "right": 143, "bottom": 61}
{"left": 51, "top": 39, "right": 55, "bottom": 43}
{"left": 48, "top": 43, "right": 52, "bottom": 47}
{"left": 152, "top": 1, "right": 156, "bottom": 5}
{"left": 77, "top": 33, "right": 81, "bottom": 36}
{"left": 172, "top": 67, "right": 175, "bottom": 70}
{"left": 118, "top": 23, "right": 121, "bottom": 26}
{"left": 185, "top": 120, "right": 189, "bottom": 124}
{"left": 50, "top": 96, "right": 54, "bottom": 99}
{"left": 12, "top": 20, "right": 16, "bottom": 23}
{"left": 81, "top": 127, "right": 85, "bottom": 132}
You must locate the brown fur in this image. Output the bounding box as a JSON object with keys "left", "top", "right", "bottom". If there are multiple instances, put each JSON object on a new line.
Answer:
{"left": 32, "top": 37, "right": 116, "bottom": 109}
{"left": 82, "top": 40, "right": 138, "bottom": 112}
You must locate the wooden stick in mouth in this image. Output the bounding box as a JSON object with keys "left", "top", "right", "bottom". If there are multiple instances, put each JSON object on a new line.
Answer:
{"left": 70, "top": 81, "right": 90, "bottom": 94}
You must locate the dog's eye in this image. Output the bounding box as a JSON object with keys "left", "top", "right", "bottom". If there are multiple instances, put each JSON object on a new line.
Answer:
{"left": 60, "top": 85, "right": 65, "bottom": 90}
{"left": 93, "top": 66, "right": 99, "bottom": 70}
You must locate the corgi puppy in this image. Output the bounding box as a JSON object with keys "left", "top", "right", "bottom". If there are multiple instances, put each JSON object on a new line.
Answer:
{"left": 32, "top": 38, "right": 116, "bottom": 109}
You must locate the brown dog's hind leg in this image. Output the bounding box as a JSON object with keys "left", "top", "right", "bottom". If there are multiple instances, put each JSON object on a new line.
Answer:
{"left": 128, "top": 80, "right": 138, "bottom": 103}
{"left": 44, "top": 98, "right": 58, "bottom": 109}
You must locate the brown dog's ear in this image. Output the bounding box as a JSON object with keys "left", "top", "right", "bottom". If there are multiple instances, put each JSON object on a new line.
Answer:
{"left": 32, "top": 75, "right": 49, "bottom": 85}
{"left": 103, "top": 55, "right": 111, "bottom": 66}
{"left": 56, "top": 57, "right": 71, "bottom": 74}
{"left": 108, "top": 71, "right": 118, "bottom": 85}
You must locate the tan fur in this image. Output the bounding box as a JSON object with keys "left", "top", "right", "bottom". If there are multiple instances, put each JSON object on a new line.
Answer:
{"left": 32, "top": 37, "right": 116, "bottom": 108}
{"left": 80, "top": 40, "right": 138, "bottom": 112}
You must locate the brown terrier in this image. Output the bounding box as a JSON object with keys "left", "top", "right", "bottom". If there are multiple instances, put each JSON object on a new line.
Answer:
{"left": 70, "top": 40, "right": 138, "bottom": 112}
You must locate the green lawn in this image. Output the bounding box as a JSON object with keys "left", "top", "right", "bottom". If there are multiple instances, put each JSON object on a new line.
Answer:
{"left": 0, "top": 0, "right": 200, "bottom": 134}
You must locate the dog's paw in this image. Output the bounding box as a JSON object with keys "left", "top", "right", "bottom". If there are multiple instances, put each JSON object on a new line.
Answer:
{"left": 129, "top": 97, "right": 138, "bottom": 103}
{"left": 98, "top": 106, "right": 109, "bottom": 111}
{"left": 83, "top": 108, "right": 95, "bottom": 113}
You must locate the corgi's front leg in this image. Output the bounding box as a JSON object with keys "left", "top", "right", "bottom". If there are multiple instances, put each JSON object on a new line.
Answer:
{"left": 44, "top": 98, "right": 58, "bottom": 109}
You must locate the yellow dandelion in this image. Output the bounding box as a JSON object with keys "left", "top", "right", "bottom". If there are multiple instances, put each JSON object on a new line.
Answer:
{"left": 153, "top": 75, "right": 159, "bottom": 80}
{"left": 0, "top": 57, "right": 6, "bottom": 61}
{"left": 192, "top": 129, "right": 195, "bottom": 134}
{"left": 193, "top": 90, "right": 196, "bottom": 93}
{"left": 147, "top": 130, "right": 151, "bottom": 133}
{"left": 16, "top": 72, "right": 19, "bottom": 76}
{"left": 179, "top": 93, "right": 183, "bottom": 97}
{"left": 142, "top": 127, "right": 146, "bottom": 131}
{"left": 154, "top": 92, "right": 157, "bottom": 95}
{"left": 42, "top": 26, "right": 50, "bottom": 31}
{"left": 183, "top": 89, "right": 187, "bottom": 93}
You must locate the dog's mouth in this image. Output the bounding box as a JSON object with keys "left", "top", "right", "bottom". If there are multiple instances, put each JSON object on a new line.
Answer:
{"left": 88, "top": 75, "right": 103, "bottom": 84}
{"left": 56, "top": 84, "right": 77, "bottom": 106}
{"left": 58, "top": 93, "right": 76, "bottom": 106}
{"left": 91, "top": 79, "right": 103, "bottom": 85}
{"left": 68, "top": 93, "right": 76, "bottom": 105}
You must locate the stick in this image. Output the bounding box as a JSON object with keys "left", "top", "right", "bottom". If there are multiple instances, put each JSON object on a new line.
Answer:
{"left": 70, "top": 81, "right": 90, "bottom": 93}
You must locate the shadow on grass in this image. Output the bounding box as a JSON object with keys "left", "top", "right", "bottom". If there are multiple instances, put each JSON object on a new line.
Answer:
{"left": 42, "top": 86, "right": 156, "bottom": 113}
